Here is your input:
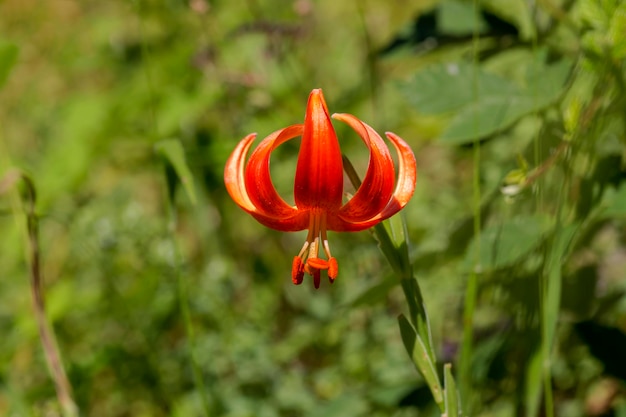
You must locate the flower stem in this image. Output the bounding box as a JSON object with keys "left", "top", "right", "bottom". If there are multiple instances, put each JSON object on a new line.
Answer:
{"left": 21, "top": 175, "right": 78, "bottom": 417}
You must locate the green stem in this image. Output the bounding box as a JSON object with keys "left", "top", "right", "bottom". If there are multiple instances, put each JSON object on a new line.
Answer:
{"left": 22, "top": 175, "right": 79, "bottom": 417}
{"left": 164, "top": 182, "right": 213, "bottom": 417}
{"left": 459, "top": 0, "right": 481, "bottom": 409}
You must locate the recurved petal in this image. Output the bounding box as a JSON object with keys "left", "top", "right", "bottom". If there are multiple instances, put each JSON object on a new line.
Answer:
{"left": 332, "top": 113, "right": 395, "bottom": 222}
{"left": 224, "top": 133, "right": 259, "bottom": 212}
{"left": 250, "top": 210, "right": 310, "bottom": 232}
{"left": 225, "top": 129, "right": 309, "bottom": 231}
{"left": 244, "top": 124, "right": 305, "bottom": 221}
{"left": 294, "top": 89, "right": 344, "bottom": 210}
{"left": 327, "top": 131, "right": 417, "bottom": 232}
{"left": 378, "top": 131, "right": 418, "bottom": 217}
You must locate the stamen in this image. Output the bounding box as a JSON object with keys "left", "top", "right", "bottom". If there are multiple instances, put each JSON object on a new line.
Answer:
{"left": 293, "top": 210, "right": 339, "bottom": 288}
{"left": 292, "top": 256, "right": 304, "bottom": 285}
{"left": 297, "top": 240, "right": 310, "bottom": 259}
{"left": 328, "top": 258, "right": 338, "bottom": 283}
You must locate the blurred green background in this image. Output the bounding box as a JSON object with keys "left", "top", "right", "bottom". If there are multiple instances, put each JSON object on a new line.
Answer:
{"left": 1, "top": 0, "right": 625, "bottom": 416}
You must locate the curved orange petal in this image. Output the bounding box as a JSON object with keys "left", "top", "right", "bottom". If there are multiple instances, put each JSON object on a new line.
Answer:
{"left": 250, "top": 211, "right": 310, "bottom": 232}
{"left": 294, "top": 89, "right": 344, "bottom": 210}
{"left": 224, "top": 133, "right": 258, "bottom": 213}
{"left": 244, "top": 124, "right": 305, "bottom": 220}
{"left": 327, "top": 131, "right": 417, "bottom": 232}
{"left": 332, "top": 113, "right": 395, "bottom": 222}
{"left": 224, "top": 129, "right": 309, "bottom": 232}
{"left": 377, "top": 131, "right": 418, "bottom": 217}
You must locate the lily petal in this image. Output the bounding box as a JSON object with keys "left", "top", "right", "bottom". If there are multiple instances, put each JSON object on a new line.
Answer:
{"left": 225, "top": 130, "right": 309, "bottom": 231}
{"left": 332, "top": 113, "right": 395, "bottom": 222}
{"left": 377, "top": 132, "right": 418, "bottom": 217}
{"left": 244, "top": 124, "right": 304, "bottom": 220}
{"left": 327, "top": 131, "right": 417, "bottom": 232}
{"left": 224, "top": 133, "right": 259, "bottom": 213}
{"left": 250, "top": 211, "right": 310, "bottom": 232}
{"left": 294, "top": 89, "right": 344, "bottom": 210}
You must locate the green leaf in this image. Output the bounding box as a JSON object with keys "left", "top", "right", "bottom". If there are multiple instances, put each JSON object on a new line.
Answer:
{"left": 524, "top": 348, "right": 543, "bottom": 417}
{"left": 439, "top": 0, "right": 488, "bottom": 36}
{"left": 480, "top": 0, "right": 535, "bottom": 40}
{"left": 401, "top": 62, "right": 518, "bottom": 115}
{"left": 401, "top": 277, "right": 436, "bottom": 364}
{"left": 543, "top": 223, "right": 578, "bottom": 354}
{"left": 401, "top": 59, "right": 571, "bottom": 144}
{"left": 441, "top": 95, "right": 537, "bottom": 144}
{"left": 0, "top": 41, "right": 18, "bottom": 90}
{"left": 155, "top": 139, "right": 197, "bottom": 206}
{"left": 386, "top": 213, "right": 412, "bottom": 274}
{"left": 525, "top": 58, "right": 572, "bottom": 98}
{"left": 463, "top": 215, "right": 551, "bottom": 272}
{"left": 526, "top": 223, "right": 578, "bottom": 417}
{"left": 444, "top": 363, "right": 460, "bottom": 417}
{"left": 609, "top": 4, "right": 626, "bottom": 60}
{"left": 373, "top": 216, "right": 411, "bottom": 278}
{"left": 601, "top": 183, "right": 626, "bottom": 217}
{"left": 398, "top": 314, "right": 443, "bottom": 408}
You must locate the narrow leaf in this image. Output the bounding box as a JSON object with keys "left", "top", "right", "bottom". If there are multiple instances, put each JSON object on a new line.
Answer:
{"left": 401, "top": 277, "right": 436, "bottom": 364}
{"left": 543, "top": 224, "right": 578, "bottom": 354}
{"left": 155, "top": 139, "right": 197, "bottom": 205}
{"left": 398, "top": 314, "right": 443, "bottom": 408}
{"left": 444, "top": 363, "right": 460, "bottom": 417}
{"left": 524, "top": 350, "right": 543, "bottom": 417}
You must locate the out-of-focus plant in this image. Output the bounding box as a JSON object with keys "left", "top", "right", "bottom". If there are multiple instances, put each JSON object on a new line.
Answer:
{"left": 1, "top": 0, "right": 625, "bottom": 416}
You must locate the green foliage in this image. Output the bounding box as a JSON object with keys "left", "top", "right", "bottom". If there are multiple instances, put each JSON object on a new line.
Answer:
{"left": 402, "top": 57, "right": 572, "bottom": 144}
{"left": 1, "top": 0, "right": 625, "bottom": 416}
{"left": 0, "top": 40, "right": 18, "bottom": 89}
{"left": 462, "top": 214, "right": 550, "bottom": 272}
{"left": 155, "top": 139, "right": 198, "bottom": 206}
{"left": 444, "top": 363, "right": 460, "bottom": 417}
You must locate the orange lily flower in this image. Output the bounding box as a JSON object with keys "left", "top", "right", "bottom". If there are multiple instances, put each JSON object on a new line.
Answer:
{"left": 224, "top": 89, "right": 417, "bottom": 288}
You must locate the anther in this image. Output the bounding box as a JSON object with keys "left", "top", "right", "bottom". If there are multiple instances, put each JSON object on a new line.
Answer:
{"left": 292, "top": 256, "right": 304, "bottom": 285}
{"left": 328, "top": 257, "right": 338, "bottom": 283}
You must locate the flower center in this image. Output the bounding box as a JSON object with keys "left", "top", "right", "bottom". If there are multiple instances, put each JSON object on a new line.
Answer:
{"left": 291, "top": 210, "right": 338, "bottom": 289}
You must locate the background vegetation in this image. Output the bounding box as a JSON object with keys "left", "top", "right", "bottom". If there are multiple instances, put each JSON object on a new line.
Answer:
{"left": 1, "top": 0, "right": 625, "bottom": 416}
